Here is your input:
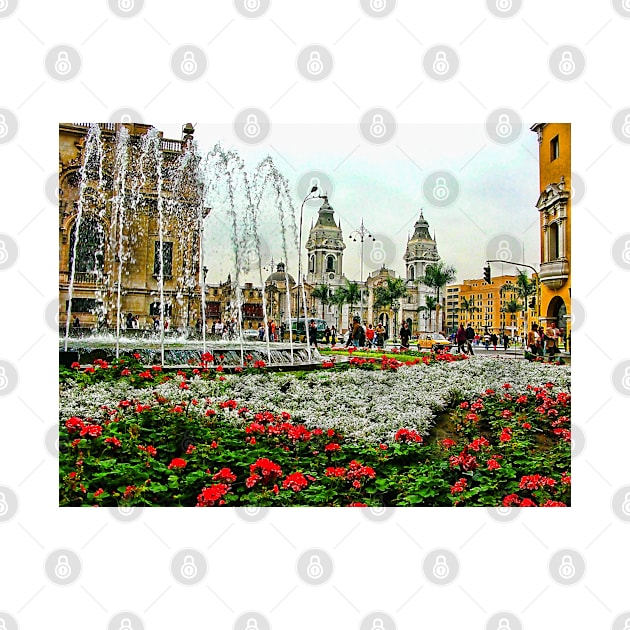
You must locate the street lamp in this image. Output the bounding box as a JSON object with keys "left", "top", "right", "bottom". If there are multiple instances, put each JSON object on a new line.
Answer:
{"left": 297, "top": 185, "right": 319, "bottom": 359}
{"left": 392, "top": 299, "right": 400, "bottom": 344}
{"left": 350, "top": 218, "right": 375, "bottom": 322}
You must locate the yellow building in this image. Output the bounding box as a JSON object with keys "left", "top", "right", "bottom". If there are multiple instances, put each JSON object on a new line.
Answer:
{"left": 530, "top": 123, "right": 571, "bottom": 339}
{"left": 446, "top": 274, "right": 534, "bottom": 338}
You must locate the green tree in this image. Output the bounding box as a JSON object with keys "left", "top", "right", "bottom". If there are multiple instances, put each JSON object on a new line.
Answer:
{"left": 343, "top": 280, "right": 362, "bottom": 318}
{"left": 460, "top": 296, "right": 480, "bottom": 326}
{"left": 501, "top": 269, "right": 535, "bottom": 338}
{"left": 501, "top": 299, "right": 522, "bottom": 336}
{"left": 374, "top": 277, "right": 409, "bottom": 339}
{"left": 329, "top": 288, "right": 347, "bottom": 330}
{"left": 418, "top": 295, "right": 438, "bottom": 332}
{"left": 419, "top": 261, "right": 457, "bottom": 333}
{"left": 311, "top": 284, "right": 331, "bottom": 319}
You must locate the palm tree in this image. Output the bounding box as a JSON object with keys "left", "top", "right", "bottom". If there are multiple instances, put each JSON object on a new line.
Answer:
{"left": 343, "top": 280, "right": 362, "bottom": 319}
{"left": 419, "top": 261, "right": 457, "bottom": 333}
{"left": 501, "top": 269, "right": 534, "bottom": 339}
{"left": 418, "top": 295, "right": 438, "bottom": 332}
{"left": 329, "top": 287, "right": 347, "bottom": 330}
{"left": 311, "top": 284, "right": 330, "bottom": 319}
{"left": 501, "top": 299, "right": 522, "bottom": 337}
{"left": 460, "top": 296, "right": 480, "bottom": 327}
{"left": 374, "top": 277, "right": 409, "bottom": 339}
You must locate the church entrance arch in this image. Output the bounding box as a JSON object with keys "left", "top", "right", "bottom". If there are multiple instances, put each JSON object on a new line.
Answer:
{"left": 547, "top": 296, "right": 567, "bottom": 335}
{"left": 378, "top": 312, "right": 389, "bottom": 339}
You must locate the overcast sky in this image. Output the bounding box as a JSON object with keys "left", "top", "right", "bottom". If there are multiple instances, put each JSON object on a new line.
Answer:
{"left": 160, "top": 122, "right": 541, "bottom": 286}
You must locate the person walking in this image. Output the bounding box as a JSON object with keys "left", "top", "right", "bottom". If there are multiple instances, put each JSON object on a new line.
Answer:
{"left": 400, "top": 321, "right": 411, "bottom": 350}
{"left": 503, "top": 332, "right": 509, "bottom": 351}
{"left": 527, "top": 323, "right": 540, "bottom": 356}
{"left": 324, "top": 325, "right": 331, "bottom": 345}
{"left": 308, "top": 319, "right": 318, "bottom": 348}
{"left": 350, "top": 317, "right": 362, "bottom": 348}
{"left": 375, "top": 322, "right": 386, "bottom": 348}
{"left": 465, "top": 323, "right": 475, "bottom": 355}
{"left": 366, "top": 323, "right": 375, "bottom": 349}
{"left": 490, "top": 332, "right": 498, "bottom": 351}
{"left": 456, "top": 323, "right": 467, "bottom": 354}
{"left": 330, "top": 325, "right": 337, "bottom": 345}
{"left": 280, "top": 321, "right": 287, "bottom": 342}
{"left": 544, "top": 321, "right": 559, "bottom": 360}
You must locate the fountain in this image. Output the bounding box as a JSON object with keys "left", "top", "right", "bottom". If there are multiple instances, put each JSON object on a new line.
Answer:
{"left": 59, "top": 122, "right": 321, "bottom": 368}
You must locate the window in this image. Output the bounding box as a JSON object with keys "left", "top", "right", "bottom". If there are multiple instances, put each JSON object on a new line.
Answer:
{"left": 66, "top": 298, "right": 98, "bottom": 313}
{"left": 153, "top": 241, "right": 173, "bottom": 277}
{"left": 550, "top": 135, "right": 559, "bottom": 161}
{"left": 549, "top": 223, "right": 559, "bottom": 260}
{"left": 309, "top": 255, "right": 315, "bottom": 274}
{"left": 69, "top": 217, "right": 104, "bottom": 274}
{"left": 409, "top": 266, "right": 415, "bottom": 281}
{"left": 326, "top": 255, "right": 335, "bottom": 273}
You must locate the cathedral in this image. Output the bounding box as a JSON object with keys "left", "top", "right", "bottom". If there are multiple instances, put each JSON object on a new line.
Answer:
{"left": 281, "top": 196, "right": 444, "bottom": 335}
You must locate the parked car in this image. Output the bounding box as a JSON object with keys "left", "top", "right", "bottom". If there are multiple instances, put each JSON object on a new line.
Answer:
{"left": 416, "top": 332, "right": 452, "bottom": 353}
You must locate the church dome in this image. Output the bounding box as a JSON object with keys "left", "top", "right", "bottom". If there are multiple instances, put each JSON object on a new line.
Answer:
{"left": 265, "top": 261, "right": 295, "bottom": 284}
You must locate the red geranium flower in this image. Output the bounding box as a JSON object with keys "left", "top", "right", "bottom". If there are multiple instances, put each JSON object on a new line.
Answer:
{"left": 168, "top": 458, "right": 187, "bottom": 470}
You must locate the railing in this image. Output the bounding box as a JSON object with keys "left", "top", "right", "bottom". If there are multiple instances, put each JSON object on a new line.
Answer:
{"left": 59, "top": 270, "right": 104, "bottom": 285}
{"left": 160, "top": 138, "right": 182, "bottom": 152}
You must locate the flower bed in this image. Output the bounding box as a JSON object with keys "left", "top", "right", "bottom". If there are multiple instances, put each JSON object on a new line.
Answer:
{"left": 59, "top": 354, "right": 570, "bottom": 507}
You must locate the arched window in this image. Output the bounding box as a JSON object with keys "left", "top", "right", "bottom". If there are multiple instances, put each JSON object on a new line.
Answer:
{"left": 326, "top": 255, "right": 335, "bottom": 273}
{"left": 309, "top": 255, "right": 315, "bottom": 273}
{"left": 549, "top": 223, "right": 559, "bottom": 260}
{"left": 69, "top": 216, "right": 104, "bottom": 274}
{"left": 408, "top": 266, "right": 415, "bottom": 281}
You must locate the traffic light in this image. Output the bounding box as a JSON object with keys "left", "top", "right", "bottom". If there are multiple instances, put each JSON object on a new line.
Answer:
{"left": 528, "top": 297, "right": 536, "bottom": 309}
{"left": 483, "top": 265, "right": 491, "bottom": 284}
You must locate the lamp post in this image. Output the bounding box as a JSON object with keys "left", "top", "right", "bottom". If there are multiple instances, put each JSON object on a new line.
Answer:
{"left": 392, "top": 299, "right": 400, "bottom": 345}
{"left": 297, "top": 185, "right": 319, "bottom": 359}
{"left": 350, "top": 218, "right": 375, "bottom": 322}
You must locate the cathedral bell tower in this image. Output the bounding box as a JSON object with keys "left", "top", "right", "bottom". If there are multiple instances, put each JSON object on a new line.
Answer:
{"left": 305, "top": 196, "right": 346, "bottom": 286}
{"left": 404, "top": 209, "right": 439, "bottom": 282}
